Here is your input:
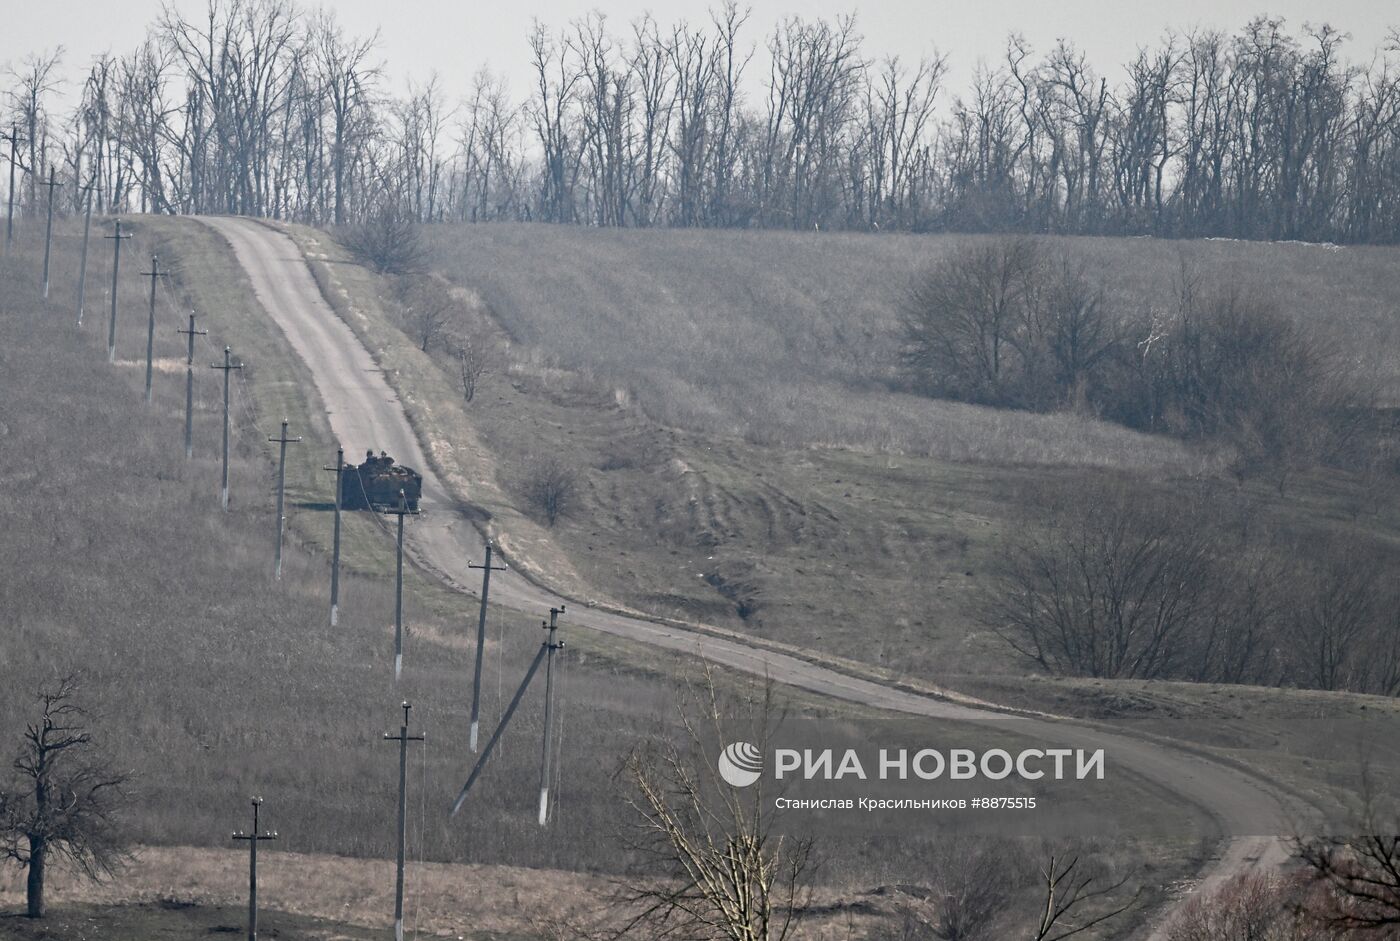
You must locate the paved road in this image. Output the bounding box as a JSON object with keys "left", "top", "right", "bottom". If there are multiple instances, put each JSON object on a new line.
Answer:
{"left": 199, "top": 215, "right": 1298, "bottom": 932}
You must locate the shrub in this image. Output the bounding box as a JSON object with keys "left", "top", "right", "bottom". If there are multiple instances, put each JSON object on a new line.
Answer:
{"left": 339, "top": 208, "right": 425, "bottom": 276}
{"left": 1166, "top": 872, "right": 1320, "bottom": 941}
{"left": 448, "top": 332, "right": 492, "bottom": 403}
{"left": 1127, "top": 276, "right": 1358, "bottom": 484}
{"left": 392, "top": 276, "right": 461, "bottom": 353}
{"left": 900, "top": 238, "right": 1040, "bottom": 405}
{"left": 984, "top": 479, "right": 1400, "bottom": 693}
{"left": 982, "top": 482, "right": 1219, "bottom": 680}
{"left": 903, "top": 242, "right": 1363, "bottom": 483}
{"left": 524, "top": 457, "right": 578, "bottom": 526}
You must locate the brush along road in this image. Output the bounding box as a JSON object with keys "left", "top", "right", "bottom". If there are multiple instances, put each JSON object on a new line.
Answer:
{"left": 198, "top": 215, "right": 1300, "bottom": 931}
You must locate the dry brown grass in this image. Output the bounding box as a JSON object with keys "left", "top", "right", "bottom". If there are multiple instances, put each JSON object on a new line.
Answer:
{"left": 284, "top": 221, "right": 1400, "bottom": 690}
{"left": 424, "top": 225, "right": 1400, "bottom": 465}
{"left": 0, "top": 845, "right": 607, "bottom": 938}
{"left": 1, "top": 218, "right": 1199, "bottom": 921}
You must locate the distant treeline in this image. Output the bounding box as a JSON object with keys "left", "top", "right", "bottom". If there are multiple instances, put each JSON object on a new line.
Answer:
{"left": 7, "top": 1, "right": 1400, "bottom": 241}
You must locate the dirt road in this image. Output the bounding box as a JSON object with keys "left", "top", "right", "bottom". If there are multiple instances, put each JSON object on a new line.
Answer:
{"left": 198, "top": 215, "right": 1299, "bottom": 933}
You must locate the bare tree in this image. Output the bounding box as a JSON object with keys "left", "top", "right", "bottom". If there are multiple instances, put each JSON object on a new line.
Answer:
{"left": 615, "top": 671, "right": 813, "bottom": 941}
{"left": 1296, "top": 759, "right": 1400, "bottom": 934}
{"left": 0, "top": 674, "right": 128, "bottom": 919}
{"left": 893, "top": 838, "right": 1014, "bottom": 940}
{"left": 900, "top": 238, "right": 1040, "bottom": 404}
{"left": 312, "top": 11, "right": 381, "bottom": 226}
{"left": 22, "top": 7, "right": 1400, "bottom": 239}
{"left": 6, "top": 48, "right": 65, "bottom": 213}
{"left": 1029, "top": 852, "right": 1136, "bottom": 940}
{"left": 1165, "top": 872, "right": 1321, "bottom": 941}
{"left": 984, "top": 482, "right": 1217, "bottom": 680}
{"left": 340, "top": 207, "right": 424, "bottom": 275}
{"left": 392, "top": 276, "right": 457, "bottom": 351}
{"left": 1285, "top": 549, "right": 1385, "bottom": 693}
{"left": 524, "top": 456, "right": 579, "bottom": 526}
{"left": 450, "top": 331, "right": 492, "bottom": 403}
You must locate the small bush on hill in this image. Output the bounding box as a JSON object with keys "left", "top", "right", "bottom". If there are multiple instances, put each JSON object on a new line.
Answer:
{"left": 524, "top": 457, "right": 578, "bottom": 526}
{"left": 339, "top": 208, "right": 425, "bottom": 276}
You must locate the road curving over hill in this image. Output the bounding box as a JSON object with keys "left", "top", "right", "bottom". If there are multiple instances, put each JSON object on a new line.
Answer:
{"left": 199, "top": 214, "right": 1301, "bottom": 935}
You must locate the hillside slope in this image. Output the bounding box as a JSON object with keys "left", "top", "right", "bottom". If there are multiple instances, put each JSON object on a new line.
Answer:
{"left": 428, "top": 225, "right": 1400, "bottom": 454}
{"left": 391, "top": 225, "right": 1400, "bottom": 685}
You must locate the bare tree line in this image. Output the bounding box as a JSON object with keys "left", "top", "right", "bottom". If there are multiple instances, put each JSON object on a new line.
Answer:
{"left": 8, "top": 2, "right": 1400, "bottom": 241}
{"left": 985, "top": 479, "right": 1400, "bottom": 695}
{"left": 898, "top": 240, "right": 1369, "bottom": 480}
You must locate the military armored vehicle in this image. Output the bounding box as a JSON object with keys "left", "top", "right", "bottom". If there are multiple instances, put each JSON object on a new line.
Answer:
{"left": 340, "top": 450, "right": 423, "bottom": 511}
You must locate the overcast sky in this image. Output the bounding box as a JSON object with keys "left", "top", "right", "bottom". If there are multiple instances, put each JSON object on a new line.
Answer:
{"left": 4, "top": 0, "right": 1397, "bottom": 106}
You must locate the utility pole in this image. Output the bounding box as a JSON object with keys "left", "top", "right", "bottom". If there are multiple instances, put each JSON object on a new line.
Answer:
{"left": 104, "top": 220, "right": 131, "bottom": 362}
{"left": 467, "top": 544, "right": 507, "bottom": 752}
{"left": 211, "top": 347, "right": 243, "bottom": 509}
{"left": 39, "top": 166, "right": 60, "bottom": 298}
{"left": 269, "top": 419, "right": 302, "bottom": 579}
{"left": 2, "top": 125, "right": 23, "bottom": 253}
{"left": 140, "top": 255, "right": 169, "bottom": 401}
{"left": 385, "top": 489, "right": 418, "bottom": 681}
{"left": 177, "top": 313, "right": 207, "bottom": 457}
{"left": 449, "top": 605, "right": 564, "bottom": 821}
{"left": 75, "top": 178, "right": 95, "bottom": 325}
{"left": 230, "top": 797, "right": 278, "bottom": 941}
{"left": 323, "top": 447, "right": 345, "bottom": 625}
{"left": 538, "top": 605, "right": 565, "bottom": 826}
{"left": 382, "top": 701, "right": 425, "bottom": 941}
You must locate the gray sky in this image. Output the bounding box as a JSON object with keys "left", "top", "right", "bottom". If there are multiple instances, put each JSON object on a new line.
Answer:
{"left": 4, "top": 0, "right": 1397, "bottom": 106}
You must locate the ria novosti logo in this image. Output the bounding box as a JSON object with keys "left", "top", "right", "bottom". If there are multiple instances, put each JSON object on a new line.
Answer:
{"left": 718, "top": 741, "right": 765, "bottom": 787}
{"left": 717, "top": 742, "right": 1105, "bottom": 788}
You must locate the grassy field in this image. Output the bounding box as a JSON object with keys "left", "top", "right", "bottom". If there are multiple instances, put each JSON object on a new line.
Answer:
{"left": 11, "top": 211, "right": 1400, "bottom": 937}
{"left": 290, "top": 221, "right": 1400, "bottom": 690}
{"left": 287, "top": 215, "right": 1400, "bottom": 809}
{"left": 0, "top": 217, "right": 1220, "bottom": 939}
{"left": 0, "top": 901, "right": 382, "bottom": 941}
{"left": 425, "top": 225, "right": 1400, "bottom": 455}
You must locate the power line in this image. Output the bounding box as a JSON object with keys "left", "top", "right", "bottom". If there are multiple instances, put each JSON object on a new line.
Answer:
{"left": 268, "top": 419, "right": 302, "bottom": 579}
{"left": 384, "top": 490, "right": 418, "bottom": 682}
{"left": 103, "top": 220, "right": 131, "bottom": 363}
{"left": 449, "top": 605, "right": 566, "bottom": 826}
{"left": 139, "top": 255, "right": 170, "bottom": 402}
{"left": 230, "top": 797, "right": 278, "bottom": 941}
{"left": 211, "top": 347, "right": 244, "bottom": 510}
{"left": 467, "top": 544, "right": 507, "bottom": 752}
{"left": 537, "top": 606, "right": 565, "bottom": 827}
{"left": 75, "top": 177, "right": 96, "bottom": 326}
{"left": 382, "top": 702, "right": 425, "bottom": 941}
{"left": 38, "top": 167, "right": 60, "bottom": 298}
{"left": 177, "top": 312, "right": 208, "bottom": 458}
{"left": 324, "top": 447, "right": 345, "bottom": 626}
{"left": 2, "top": 125, "right": 24, "bottom": 253}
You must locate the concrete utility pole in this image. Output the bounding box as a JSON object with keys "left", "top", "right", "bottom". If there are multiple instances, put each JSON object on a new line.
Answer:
{"left": 39, "top": 166, "right": 59, "bottom": 298}
{"left": 75, "top": 178, "right": 95, "bottom": 325}
{"left": 467, "top": 544, "right": 507, "bottom": 752}
{"left": 382, "top": 701, "right": 425, "bottom": 941}
{"left": 538, "top": 605, "right": 565, "bottom": 826}
{"left": 140, "top": 255, "right": 169, "bottom": 401}
{"left": 231, "top": 797, "right": 278, "bottom": 941}
{"left": 2, "top": 125, "right": 23, "bottom": 253}
{"left": 177, "top": 313, "right": 207, "bottom": 457}
{"left": 211, "top": 347, "right": 243, "bottom": 509}
{"left": 268, "top": 419, "right": 302, "bottom": 579}
{"left": 449, "top": 605, "right": 563, "bottom": 819}
{"left": 104, "top": 220, "right": 131, "bottom": 362}
{"left": 385, "top": 489, "right": 416, "bottom": 681}
{"left": 323, "top": 447, "right": 345, "bottom": 625}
